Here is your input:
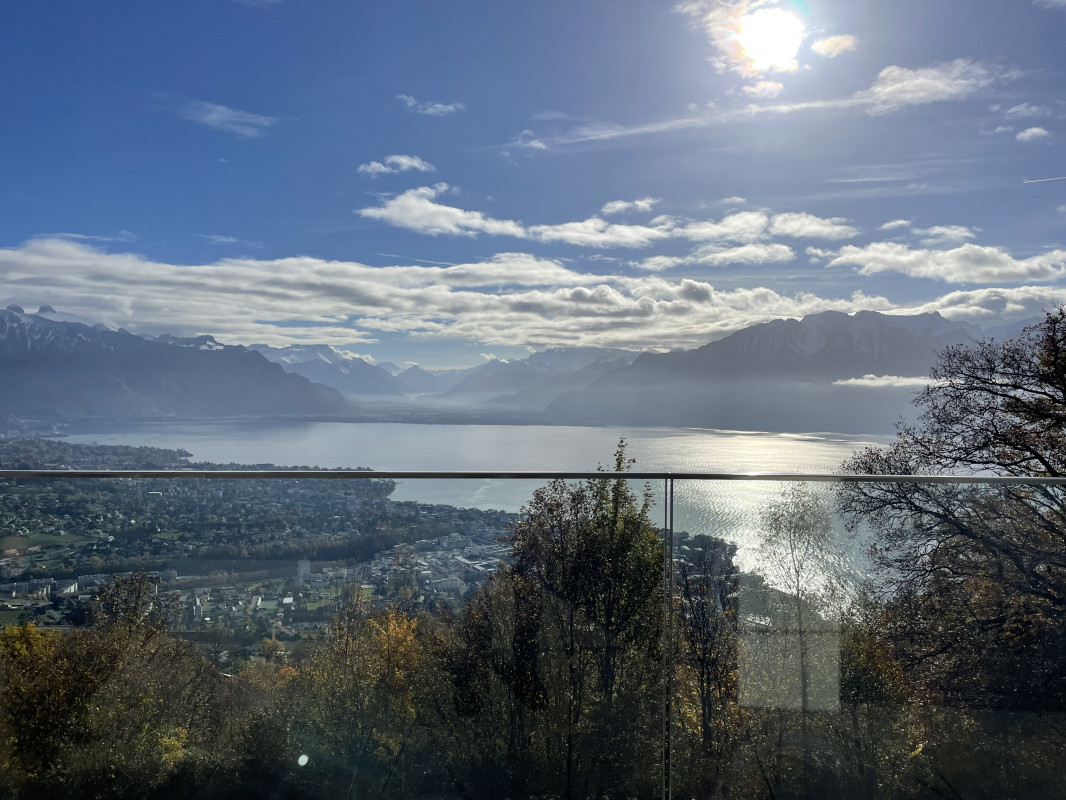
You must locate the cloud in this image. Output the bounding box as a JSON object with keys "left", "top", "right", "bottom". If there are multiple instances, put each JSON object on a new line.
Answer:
{"left": 8, "top": 237, "right": 1066, "bottom": 353}
{"left": 1006, "top": 102, "right": 1050, "bottom": 118}
{"left": 677, "top": 1, "right": 806, "bottom": 77}
{"left": 179, "top": 100, "right": 278, "bottom": 139}
{"left": 41, "top": 230, "right": 137, "bottom": 243}
{"left": 830, "top": 242, "right": 1066, "bottom": 283}
{"left": 512, "top": 129, "right": 548, "bottom": 150}
{"left": 914, "top": 225, "right": 979, "bottom": 246}
{"left": 768, "top": 212, "right": 859, "bottom": 240}
{"left": 742, "top": 81, "right": 785, "bottom": 99}
{"left": 834, "top": 374, "right": 937, "bottom": 388}
{"left": 601, "top": 197, "right": 660, "bottom": 215}
{"left": 358, "top": 191, "right": 867, "bottom": 254}
{"left": 855, "top": 59, "right": 1005, "bottom": 115}
{"left": 634, "top": 243, "right": 795, "bottom": 271}
{"left": 195, "top": 234, "right": 262, "bottom": 248}
{"left": 1034, "top": 0, "right": 1066, "bottom": 8}
{"left": 531, "top": 110, "right": 573, "bottom": 121}
{"left": 357, "top": 154, "right": 436, "bottom": 177}
{"left": 691, "top": 243, "right": 796, "bottom": 266}
{"left": 811, "top": 35, "right": 858, "bottom": 57}
{"left": 528, "top": 217, "right": 672, "bottom": 248}
{"left": 633, "top": 255, "right": 688, "bottom": 272}
{"left": 1017, "top": 126, "right": 1051, "bottom": 142}
{"left": 357, "top": 184, "right": 525, "bottom": 238}
{"left": 677, "top": 211, "right": 770, "bottom": 242}
{"left": 396, "top": 94, "right": 465, "bottom": 116}
{"left": 719, "top": 196, "right": 747, "bottom": 206}
{"left": 879, "top": 219, "right": 912, "bottom": 231}
{"left": 533, "top": 59, "right": 1013, "bottom": 150}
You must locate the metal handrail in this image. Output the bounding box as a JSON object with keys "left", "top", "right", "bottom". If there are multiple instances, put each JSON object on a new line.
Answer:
{"left": 3, "top": 469, "right": 1066, "bottom": 484}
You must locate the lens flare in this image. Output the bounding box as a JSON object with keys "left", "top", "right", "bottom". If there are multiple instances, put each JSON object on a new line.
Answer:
{"left": 734, "top": 8, "right": 806, "bottom": 74}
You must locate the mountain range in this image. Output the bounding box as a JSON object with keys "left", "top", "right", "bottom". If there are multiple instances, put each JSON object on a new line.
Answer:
{"left": 0, "top": 306, "right": 351, "bottom": 421}
{"left": 546, "top": 310, "right": 978, "bottom": 432}
{"left": 0, "top": 304, "right": 1013, "bottom": 432}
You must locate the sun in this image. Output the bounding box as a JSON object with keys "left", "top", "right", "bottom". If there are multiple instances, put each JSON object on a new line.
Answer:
{"left": 734, "top": 8, "right": 806, "bottom": 74}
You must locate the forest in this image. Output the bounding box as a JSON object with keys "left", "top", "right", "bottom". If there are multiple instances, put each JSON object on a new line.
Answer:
{"left": 4, "top": 312, "right": 1066, "bottom": 799}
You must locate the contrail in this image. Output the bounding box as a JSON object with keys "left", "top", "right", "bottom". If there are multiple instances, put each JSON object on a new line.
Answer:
{"left": 1023, "top": 176, "right": 1066, "bottom": 183}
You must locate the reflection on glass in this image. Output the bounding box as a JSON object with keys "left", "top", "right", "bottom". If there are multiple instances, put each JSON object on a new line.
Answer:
{"left": 0, "top": 472, "right": 1064, "bottom": 798}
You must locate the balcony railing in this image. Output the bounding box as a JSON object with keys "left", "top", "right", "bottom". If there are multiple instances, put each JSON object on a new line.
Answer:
{"left": 1, "top": 469, "right": 1065, "bottom": 799}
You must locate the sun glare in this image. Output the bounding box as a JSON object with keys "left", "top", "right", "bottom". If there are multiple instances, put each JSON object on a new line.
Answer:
{"left": 734, "top": 8, "right": 806, "bottom": 74}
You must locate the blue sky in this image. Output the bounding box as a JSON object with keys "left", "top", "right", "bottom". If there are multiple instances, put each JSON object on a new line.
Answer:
{"left": 2, "top": 0, "right": 1066, "bottom": 367}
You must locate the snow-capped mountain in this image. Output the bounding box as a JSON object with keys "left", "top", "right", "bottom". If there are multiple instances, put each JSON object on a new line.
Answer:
{"left": 249, "top": 344, "right": 402, "bottom": 398}
{"left": 0, "top": 308, "right": 353, "bottom": 420}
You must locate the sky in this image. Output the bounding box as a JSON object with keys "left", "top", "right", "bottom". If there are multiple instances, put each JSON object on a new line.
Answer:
{"left": 2, "top": 0, "right": 1066, "bottom": 368}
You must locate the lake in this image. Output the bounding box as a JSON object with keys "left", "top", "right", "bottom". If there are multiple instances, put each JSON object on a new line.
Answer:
{"left": 66, "top": 421, "right": 891, "bottom": 572}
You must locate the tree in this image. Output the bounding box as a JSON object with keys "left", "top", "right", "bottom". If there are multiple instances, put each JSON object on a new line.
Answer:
{"left": 675, "top": 535, "right": 745, "bottom": 798}
{"left": 837, "top": 310, "right": 1066, "bottom": 795}
{"left": 840, "top": 310, "right": 1066, "bottom": 706}
{"left": 442, "top": 440, "right": 664, "bottom": 799}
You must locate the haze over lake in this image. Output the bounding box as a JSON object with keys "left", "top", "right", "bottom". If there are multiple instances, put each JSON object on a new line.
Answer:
{"left": 66, "top": 421, "right": 889, "bottom": 570}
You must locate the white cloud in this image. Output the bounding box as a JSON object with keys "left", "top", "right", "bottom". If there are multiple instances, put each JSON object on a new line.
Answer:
{"left": 9, "top": 237, "right": 1066, "bottom": 353}
{"left": 633, "top": 255, "right": 688, "bottom": 272}
{"left": 811, "top": 35, "right": 858, "bottom": 57}
{"left": 512, "top": 129, "right": 548, "bottom": 150}
{"left": 855, "top": 60, "right": 1004, "bottom": 116}
{"left": 830, "top": 242, "right": 1066, "bottom": 283}
{"left": 769, "top": 212, "right": 859, "bottom": 240}
{"left": 360, "top": 186, "right": 866, "bottom": 250}
{"left": 396, "top": 94, "right": 465, "bottom": 116}
{"left": 1059, "top": 205, "right": 1066, "bottom": 213}
{"left": 914, "top": 225, "right": 979, "bottom": 246}
{"left": 994, "top": 125, "right": 1015, "bottom": 134}
{"left": 1006, "top": 102, "right": 1050, "bottom": 118}
{"left": 742, "top": 81, "right": 785, "bottom": 99}
{"left": 879, "top": 219, "right": 912, "bottom": 231}
{"left": 834, "top": 374, "right": 937, "bottom": 388}
{"left": 719, "top": 196, "right": 747, "bottom": 206}
{"left": 179, "top": 100, "right": 278, "bottom": 139}
{"left": 196, "top": 234, "right": 240, "bottom": 245}
{"left": 1034, "top": 0, "right": 1066, "bottom": 8}
{"left": 357, "top": 154, "right": 435, "bottom": 177}
{"left": 691, "top": 243, "right": 795, "bottom": 266}
{"left": 357, "top": 184, "right": 526, "bottom": 238}
{"left": 678, "top": 211, "right": 770, "bottom": 243}
{"left": 601, "top": 197, "right": 660, "bottom": 215}
{"left": 529, "top": 217, "right": 672, "bottom": 248}
{"left": 1017, "top": 126, "right": 1051, "bottom": 142}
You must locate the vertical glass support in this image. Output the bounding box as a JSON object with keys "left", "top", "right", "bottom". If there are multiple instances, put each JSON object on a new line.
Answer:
{"left": 662, "top": 476, "right": 674, "bottom": 800}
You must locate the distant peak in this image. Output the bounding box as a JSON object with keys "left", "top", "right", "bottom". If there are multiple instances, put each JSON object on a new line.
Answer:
{"left": 5, "top": 304, "right": 24, "bottom": 314}
{"left": 37, "top": 305, "right": 56, "bottom": 314}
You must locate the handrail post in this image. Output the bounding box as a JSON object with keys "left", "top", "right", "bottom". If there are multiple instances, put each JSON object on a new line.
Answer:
{"left": 662, "top": 475, "right": 674, "bottom": 800}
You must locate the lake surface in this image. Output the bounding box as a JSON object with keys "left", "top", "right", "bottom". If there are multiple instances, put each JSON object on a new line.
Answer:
{"left": 66, "top": 421, "right": 891, "bottom": 572}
